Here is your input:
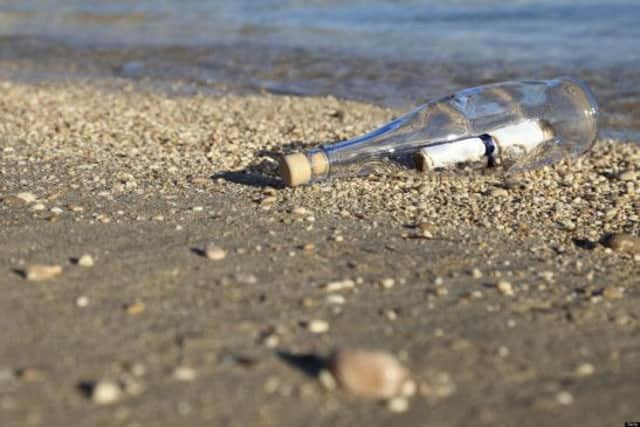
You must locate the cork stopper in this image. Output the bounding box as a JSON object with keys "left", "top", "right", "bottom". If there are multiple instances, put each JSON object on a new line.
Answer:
{"left": 279, "top": 151, "right": 329, "bottom": 187}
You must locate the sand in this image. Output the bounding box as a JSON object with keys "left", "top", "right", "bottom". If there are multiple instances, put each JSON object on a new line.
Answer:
{"left": 0, "top": 80, "right": 639, "bottom": 426}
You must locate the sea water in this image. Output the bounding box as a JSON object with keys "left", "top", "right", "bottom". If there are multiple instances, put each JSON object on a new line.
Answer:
{"left": 0, "top": 0, "right": 639, "bottom": 137}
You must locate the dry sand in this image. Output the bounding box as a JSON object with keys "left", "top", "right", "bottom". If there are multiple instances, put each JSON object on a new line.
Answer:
{"left": 0, "top": 80, "right": 639, "bottom": 426}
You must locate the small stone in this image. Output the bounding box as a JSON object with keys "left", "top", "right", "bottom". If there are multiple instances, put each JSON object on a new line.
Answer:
{"left": 77, "top": 254, "right": 94, "bottom": 267}
{"left": 306, "top": 320, "right": 329, "bottom": 334}
{"left": 76, "top": 296, "right": 89, "bottom": 307}
{"left": 602, "top": 286, "right": 624, "bottom": 300}
{"left": 50, "top": 207, "right": 64, "bottom": 215}
{"left": 434, "top": 286, "right": 448, "bottom": 297}
{"left": 91, "top": 380, "right": 122, "bottom": 405}
{"left": 489, "top": 187, "right": 509, "bottom": 197}
{"left": 387, "top": 397, "right": 409, "bottom": 413}
{"left": 471, "top": 268, "right": 483, "bottom": 279}
{"left": 326, "top": 294, "right": 346, "bottom": 305}
{"left": 16, "top": 192, "right": 36, "bottom": 203}
{"left": 23, "top": 265, "right": 63, "bottom": 281}
{"left": 318, "top": 370, "right": 337, "bottom": 390}
{"left": 496, "top": 280, "right": 514, "bottom": 296}
{"left": 384, "top": 309, "right": 398, "bottom": 321}
{"left": 380, "top": 278, "right": 395, "bottom": 289}
{"left": 96, "top": 214, "right": 111, "bottom": 223}
{"left": 125, "top": 302, "right": 145, "bottom": 315}
{"left": 401, "top": 379, "right": 417, "bottom": 397}
{"left": 602, "top": 233, "right": 640, "bottom": 255}
{"left": 329, "top": 348, "right": 409, "bottom": 399}
{"left": 556, "top": 391, "right": 574, "bottom": 405}
{"left": 417, "top": 222, "right": 435, "bottom": 238}
{"left": 204, "top": 244, "right": 226, "bottom": 261}
{"left": 30, "top": 203, "right": 46, "bottom": 211}
{"left": 291, "top": 207, "right": 309, "bottom": 216}
{"left": 618, "top": 170, "right": 638, "bottom": 181}
{"left": 234, "top": 272, "right": 257, "bottom": 284}
{"left": 191, "top": 206, "right": 204, "bottom": 212}
{"left": 173, "top": 366, "right": 197, "bottom": 382}
{"left": 261, "top": 196, "right": 277, "bottom": 206}
{"left": 324, "top": 279, "right": 355, "bottom": 292}
{"left": 575, "top": 363, "right": 595, "bottom": 377}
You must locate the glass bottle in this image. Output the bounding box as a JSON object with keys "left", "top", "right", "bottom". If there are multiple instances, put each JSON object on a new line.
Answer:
{"left": 278, "top": 77, "right": 599, "bottom": 186}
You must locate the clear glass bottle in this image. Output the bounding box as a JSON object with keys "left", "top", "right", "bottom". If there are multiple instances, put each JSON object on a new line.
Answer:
{"left": 278, "top": 77, "right": 599, "bottom": 186}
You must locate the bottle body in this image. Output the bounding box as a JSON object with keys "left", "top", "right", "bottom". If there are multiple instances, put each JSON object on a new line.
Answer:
{"left": 278, "top": 77, "right": 599, "bottom": 186}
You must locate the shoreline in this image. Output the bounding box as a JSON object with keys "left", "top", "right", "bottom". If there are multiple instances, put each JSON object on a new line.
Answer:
{"left": 1, "top": 35, "right": 640, "bottom": 137}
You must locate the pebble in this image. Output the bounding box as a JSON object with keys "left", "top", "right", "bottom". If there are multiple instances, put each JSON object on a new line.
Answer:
{"left": 618, "top": 170, "right": 638, "bottom": 181}
{"left": 23, "top": 264, "right": 63, "bottom": 281}
{"left": 380, "top": 278, "right": 396, "bottom": 289}
{"left": 173, "top": 366, "right": 197, "bottom": 382}
{"left": 602, "top": 233, "right": 640, "bottom": 255}
{"left": 602, "top": 286, "right": 624, "bottom": 300}
{"left": 204, "top": 244, "right": 227, "bottom": 261}
{"left": 91, "top": 380, "right": 122, "bottom": 405}
{"left": 329, "top": 348, "right": 410, "bottom": 399}
{"left": 306, "top": 320, "right": 329, "bottom": 334}
{"left": 434, "top": 287, "right": 448, "bottom": 297}
{"left": 556, "top": 391, "right": 574, "bottom": 405}
{"left": 326, "top": 294, "right": 346, "bottom": 305}
{"left": 318, "top": 370, "right": 337, "bottom": 390}
{"left": 125, "top": 302, "right": 145, "bottom": 315}
{"left": 489, "top": 187, "right": 509, "bottom": 197}
{"left": 50, "top": 207, "right": 64, "bottom": 215}
{"left": 77, "top": 254, "right": 94, "bottom": 267}
{"left": 291, "top": 206, "right": 309, "bottom": 216}
{"left": 30, "top": 203, "right": 46, "bottom": 211}
{"left": 417, "top": 222, "right": 436, "bottom": 238}
{"left": 261, "top": 196, "right": 277, "bottom": 206}
{"left": 324, "top": 279, "right": 355, "bottom": 292}
{"left": 234, "top": 272, "right": 257, "bottom": 284}
{"left": 496, "top": 280, "right": 514, "bottom": 296}
{"left": 76, "top": 296, "right": 89, "bottom": 307}
{"left": 387, "top": 397, "right": 409, "bottom": 413}
{"left": 191, "top": 206, "right": 204, "bottom": 212}
{"left": 16, "top": 192, "right": 36, "bottom": 203}
{"left": 471, "top": 268, "right": 483, "bottom": 279}
{"left": 575, "top": 363, "right": 595, "bottom": 377}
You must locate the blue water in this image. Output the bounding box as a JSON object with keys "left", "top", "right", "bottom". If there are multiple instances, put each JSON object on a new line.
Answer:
{"left": 1, "top": 0, "right": 639, "bottom": 67}
{"left": 0, "top": 0, "right": 639, "bottom": 135}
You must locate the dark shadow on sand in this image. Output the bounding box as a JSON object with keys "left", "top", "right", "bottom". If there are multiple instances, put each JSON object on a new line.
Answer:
{"left": 212, "top": 171, "right": 283, "bottom": 188}
{"left": 277, "top": 351, "right": 327, "bottom": 378}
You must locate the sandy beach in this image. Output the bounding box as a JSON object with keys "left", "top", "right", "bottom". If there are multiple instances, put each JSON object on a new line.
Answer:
{"left": 1, "top": 80, "right": 639, "bottom": 426}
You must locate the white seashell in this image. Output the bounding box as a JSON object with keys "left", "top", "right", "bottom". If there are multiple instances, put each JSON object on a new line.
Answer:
{"left": 329, "top": 348, "right": 409, "bottom": 399}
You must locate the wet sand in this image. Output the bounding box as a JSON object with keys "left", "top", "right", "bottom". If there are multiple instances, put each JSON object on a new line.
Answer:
{"left": 0, "top": 80, "right": 639, "bottom": 426}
